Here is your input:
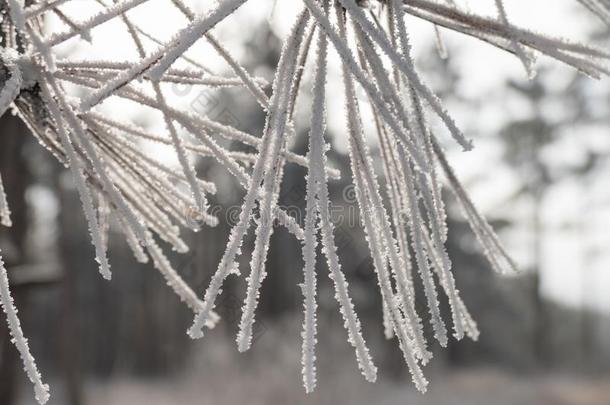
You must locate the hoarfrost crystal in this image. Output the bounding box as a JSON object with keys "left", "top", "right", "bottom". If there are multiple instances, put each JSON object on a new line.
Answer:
{"left": 0, "top": 0, "right": 608, "bottom": 402}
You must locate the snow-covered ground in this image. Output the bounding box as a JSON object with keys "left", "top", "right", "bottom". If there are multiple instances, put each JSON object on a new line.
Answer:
{"left": 21, "top": 366, "right": 610, "bottom": 405}
{"left": 16, "top": 317, "right": 610, "bottom": 405}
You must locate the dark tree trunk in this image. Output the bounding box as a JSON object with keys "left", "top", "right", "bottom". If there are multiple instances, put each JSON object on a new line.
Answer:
{"left": 532, "top": 175, "right": 547, "bottom": 368}
{"left": 0, "top": 113, "right": 31, "bottom": 405}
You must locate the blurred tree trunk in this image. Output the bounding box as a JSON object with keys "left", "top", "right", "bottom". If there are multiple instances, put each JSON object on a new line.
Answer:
{"left": 57, "top": 177, "right": 85, "bottom": 405}
{"left": 580, "top": 218, "right": 596, "bottom": 369}
{"left": 0, "top": 112, "right": 84, "bottom": 405}
{"left": 0, "top": 113, "right": 31, "bottom": 405}
{"left": 532, "top": 163, "right": 548, "bottom": 368}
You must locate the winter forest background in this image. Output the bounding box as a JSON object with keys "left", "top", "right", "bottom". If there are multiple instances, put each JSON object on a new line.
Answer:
{"left": 2, "top": 0, "right": 610, "bottom": 404}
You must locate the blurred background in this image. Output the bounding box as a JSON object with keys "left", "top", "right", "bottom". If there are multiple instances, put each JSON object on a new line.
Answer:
{"left": 2, "top": 1, "right": 610, "bottom": 404}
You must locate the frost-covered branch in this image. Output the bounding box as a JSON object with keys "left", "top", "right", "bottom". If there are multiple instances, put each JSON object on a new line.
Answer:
{"left": 0, "top": 0, "right": 608, "bottom": 402}
{"left": 0, "top": 252, "right": 49, "bottom": 404}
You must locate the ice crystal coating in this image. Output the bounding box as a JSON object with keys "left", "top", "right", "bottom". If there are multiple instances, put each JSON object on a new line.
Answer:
{"left": 0, "top": 0, "right": 608, "bottom": 401}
